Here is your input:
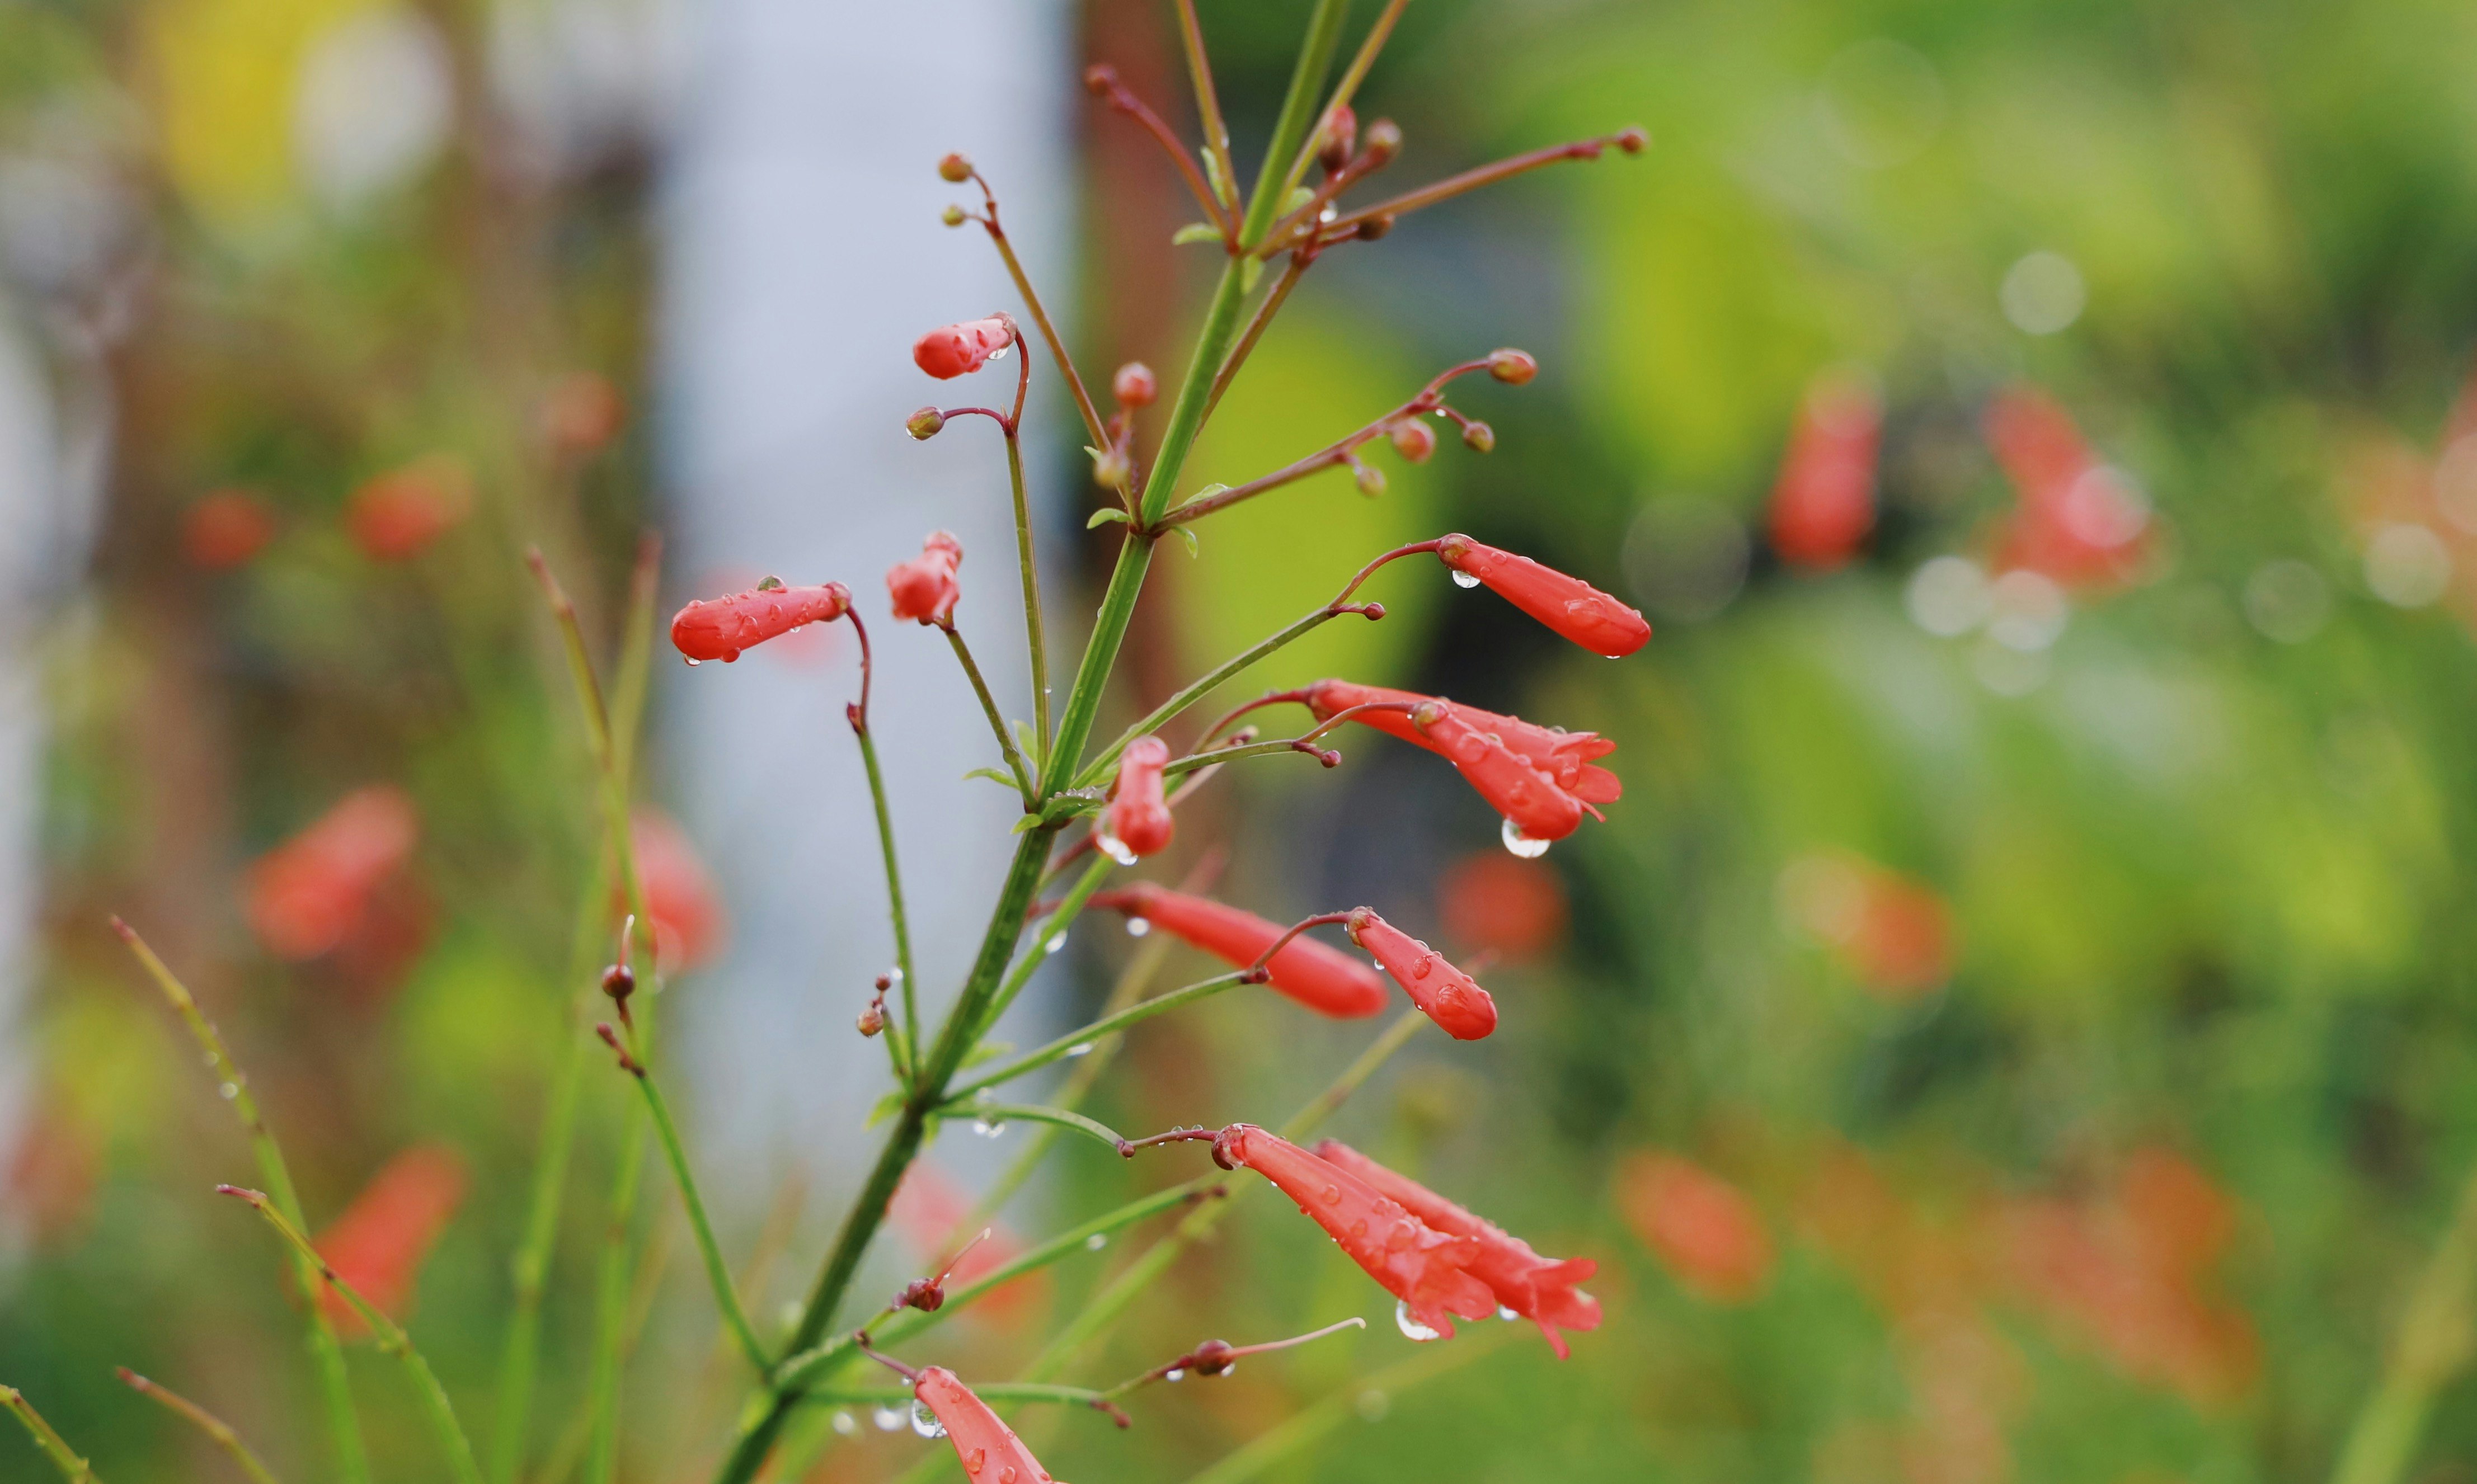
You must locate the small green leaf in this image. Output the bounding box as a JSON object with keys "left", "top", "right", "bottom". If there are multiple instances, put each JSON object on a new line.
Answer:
{"left": 864, "top": 1090, "right": 903, "bottom": 1128}
{"left": 1190, "top": 482, "right": 1229, "bottom": 502}
{"left": 1086, "top": 507, "right": 1132, "bottom": 529}
{"left": 962, "top": 766, "right": 1017, "bottom": 787}
{"left": 1171, "top": 222, "right": 1221, "bottom": 246}
{"left": 1202, "top": 151, "right": 1230, "bottom": 205}
{"left": 1012, "top": 718, "right": 1042, "bottom": 767}
{"left": 1240, "top": 256, "right": 1263, "bottom": 294}
{"left": 1010, "top": 814, "right": 1041, "bottom": 835}
{"left": 1281, "top": 185, "right": 1315, "bottom": 215}
{"left": 1171, "top": 526, "right": 1200, "bottom": 558}
{"left": 960, "top": 1040, "right": 1015, "bottom": 1069}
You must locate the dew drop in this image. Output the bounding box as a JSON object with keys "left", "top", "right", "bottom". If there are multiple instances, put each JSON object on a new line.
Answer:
{"left": 1321, "top": 1185, "right": 1343, "bottom": 1205}
{"left": 1348, "top": 1218, "right": 1369, "bottom": 1238}
{"left": 218, "top": 1082, "right": 239, "bottom": 1100}
{"left": 1214, "top": 1360, "right": 1237, "bottom": 1378}
{"left": 966, "top": 1448, "right": 986, "bottom": 1474}
{"left": 202, "top": 1052, "right": 219, "bottom": 1067}
{"left": 833, "top": 1410, "right": 859, "bottom": 1436}
{"left": 911, "top": 1400, "right": 947, "bottom": 1439}
{"left": 1394, "top": 1299, "right": 1442, "bottom": 1342}
{"left": 1410, "top": 954, "right": 1433, "bottom": 980}
{"left": 1065, "top": 1042, "right": 1095, "bottom": 1058}
{"left": 873, "top": 1404, "right": 906, "bottom": 1432}
{"left": 1124, "top": 916, "right": 1152, "bottom": 938}
{"left": 999, "top": 1469, "right": 1018, "bottom": 1484}
{"left": 972, "top": 1115, "right": 1008, "bottom": 1139}
{"left": 1084, "top": 1232, "right": 1108, "bottom": 1251}
{"left": 1498, "top": 1305, "right": 1520, "bottom": 1322}
{"left": 1095, "top": 831, "right": 1139, "bottom": 867}
{"left": 1164, "top": 1369, "right": 1184, "bottom": 1383}
{"left": 684, "top": 656, "right": 702, "bottom": 667}
{"left": 1046, "top": 932, "right": 1069, "bottom": 955}
{"left": 1500, "top": 817, "right": 1551, "bottom": 858}
{"left": 1450, "top": 569, "right": 1483, "bottom": 589}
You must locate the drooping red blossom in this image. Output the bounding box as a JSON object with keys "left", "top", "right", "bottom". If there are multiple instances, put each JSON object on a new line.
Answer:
{"left": 314, "top": 1144, "right": 467, "bottom": 1336}
{"left": 911, "top": 1367, "right": 1060, "bottom": 1484}
{"left": 1434, "top": 534, "right": 1649, "bottom": 658}
{"left": 1314, "top": 1139, "right": 1601, "bottom": 1358}
{"left": 913, "top": 315, "right": 1015, "bottom": 379}
{"left": 887, "top": 531, "right": 964, "bottom": 625}
{"left": 889, "top": 1163, "right": 1045, "bottom": 1324}
{"left": 1614, "top": 1150, "right": 1774, "bottom": 1303}
{"left": 1439, "top": 852, "right": 1566, "bottom": 962}
{"left": 669, "top": 580, "right": 851, "bottom": 663}
{"left": 1300, "top": 680, "right": 1620, "bottom": 805}
{"left": 1212, "top": 1124, "right": 1497, "bottom": 1339}
{"left": 1104, "top": 735, "right": 1174, "bottom": 859}
{"left": 1767, "top": 373, "right": 1882, "bottom": 569}
{"left": 1412, "top": 701, "right": 1586, "bottom": 843}
{"left": 629, "top": 808, "right": 727, "bottom": 972}
{"left": 346, "top": 455, "right": 473, "bottom": 562}
{"left": 182, "top": 489, "right": 278, "bottom": 570}
{"left": 1984, "top": 386, "right": 2152, "bottom": 591}
{"left": 1345, "top": 907, "right": 1497, "bottom": 1040}
{"left": 245, "top": 786, "right": 421, "bottom": 960}
{"left": 1085, "top": 883, "right": 1386, "bottom": 1017}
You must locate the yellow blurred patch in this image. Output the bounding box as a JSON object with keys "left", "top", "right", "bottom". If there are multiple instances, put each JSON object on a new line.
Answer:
{"left": 143, "top": 0, "right": 369, "bottom": 221}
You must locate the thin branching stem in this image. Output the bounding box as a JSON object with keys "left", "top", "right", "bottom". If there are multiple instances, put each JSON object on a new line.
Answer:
{"left": 1004, "top": 434, "right": 1052, "bottom": 762}
{"left": 942, "top": 623, "right": 1035, "bottom": 800}
{"left": 1101, "top": 1316, "right": 1367, "bottom": 1401}
{"left": 968, "top": 172, "right": 1108, "bottom": 449}
{"left": 943, "top": 972, "right": 1249, "bottom": 1105}
{"left": 981, "top": 853, "right": 1116, "bottom": 1035}
{"left": 1086, "top": 64, "right": 1229, "bottom": 237}
{"left": 1173, "top": 0, "right": 1238, "bottom": 213}
{"left": 1, "top": 1388, "right": 97, "bottom": 1482}
{"left": 969, "top": 1103, "right": 1129, "bottom": 1151}
{"left": 844, "top": 611, "right": 922, "bottom": 1079}
{"left": 604, "top": 1047, "right": 770, "bottom": 1371}
{"left": 1203, "top": 250, "right": 1314, "bottom": 423}
{"left": 1168, "top": 361, "right": 1493, "bottom": 524}
{"left": 1162, "top": 701, "right": 1417, "bottom": 779}
{"left": 119, "top": 1369, "right": 282, "bottom": 1484}
{"left": 1176, "top": 1327, "right": 1517, "bottom": 1484}
{"left": 1319, "top": 130, "right": 1644, "bottom": 241}
{"left": 1236, "top": 0, "right": 1352, "bottom": 250}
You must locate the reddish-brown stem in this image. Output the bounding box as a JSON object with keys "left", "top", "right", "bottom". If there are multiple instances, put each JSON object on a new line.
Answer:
{"left": 1173, "top": 0, "right": 1238, "bottom": 213}
{"left": 1008, "top": 323, "right": 1031, "bottom": 428}
{"left": 966, "top": 170, "right": 1110, "bottom": 448}
{"left": 1168, "top": 361, "right": 1494, "bottom": 524}
{"left": 1319, "top": 130, "right": 1645, "bottom": 242}
{"left": 1202, "top": 248, "right": 1315, "bottom": 423}
{"left": 1087, "top": 64, "right": 1229, "bottom": 240}
{"left": 853, "top": 1333, "right": 920, "bottom": 1383}
{"left": 1246, "top": 911, "right": 1357, "bottom": 979}
{"left": 1196, "top": 690, "right": 1311, "bottom": 748}
{"left": 595, "top": 1023, "right": 643, "bottom": 1077}
{"left": 1116, "top": 1124, "right": 1219, "bottom": 1157}
{"left": 843, "top": 610, "right": 873, "bottom": 734}
{"left": 1257, "top": 143, "right": 1394, "bottom": 258}
{"left": 1102, "top": 1315, "right": 1370, "bottom": 1397}
{"left": 1335, "top": 538, "right": 1445, "bottom": 606}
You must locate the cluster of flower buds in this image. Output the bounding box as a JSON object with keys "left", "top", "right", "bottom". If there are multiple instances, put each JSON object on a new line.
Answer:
{"left": 857, "top": 972, "right": 891, "bottom": 1038}
{"left": 1298, "top": 679, "right": 1620, "bottom": 847}
{"left": 887, "top": 531, "right": 965, "bottom": 626}
{"left": 913, "top": 314, "right": 1016, "bottom": 380}
{"left": 669, "top": 578, "right": 852, "bottom": 665}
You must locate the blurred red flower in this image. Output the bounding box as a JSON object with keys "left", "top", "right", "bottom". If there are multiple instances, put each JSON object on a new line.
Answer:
{"left": 347, "top": 455, "right": 473, "bottom": 562}
{"left": 539, "top": 371, "right": 627, "bottom": 458}
{"left": 888, "top": 1162, "right": 1046, "bottom": 1325}
{"left": 1614, "top": 1150, "right": 1773, "bottom": 1303}
{"left": 315, "top": 1144, "right": 467, "bottom": 1336}
{"left": 5, "top": 1093, "right": 99, "bottom": 1245}
{"left": 1438, "top": 851, "right": 1566, "bottom": 962}
{"left": 245, "top": 786, "right": 421, "bottom": 960}
{"left": 1768, "top": 372, "right": 1882, "bottom": 570}
{"left": 1780, "top": 852, "right": 1958, "bottom": 1001}
{"left": 182, "top": 488, "right": 278, "bottom": 570}
{"left": 1984, "top": 387, "right": 2152, "bottom": 592}
{"left": 630, "top": 808, "right": 727, "bottom": 973}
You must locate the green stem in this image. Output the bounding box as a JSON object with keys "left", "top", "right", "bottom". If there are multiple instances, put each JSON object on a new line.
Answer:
{"left": 628, "top": 1063, "right": 770, "bottom": 1370}
{"left": 1235, "top": 0, "right": 1352, "bottom": 251}
{"left": 585, "top": 1114, "right": 648, "bottom": 1484}
{"left": 224, "top": 1189, "right": 483, "bottom": 1484}
{"left": 1175, "top": 1327, "right": 1516, "bottom": 1484}
{"left": 2330, "top": 1157, "right": 2477, "bottom": 1484}
{"left": 945, "top": 972, "right": 1249, "bottom": 1105}
{"left": 981, "top": 853, "right": 1116, "bottom": 1034}
{"left": 963, "top": 1103, "right": 1126, "bottom": 1151}
{"left": 856, "top": 722, "right": 923, "bottom": 1080}
{"left": 113, "top": 924, "right": 366, "bottom": 1484}
{"left": 943, "top": 625, "right": 1035, "bottom": 801}
{"left": 1075, "top": 606, "right": 1340, "bottom": 789}
{"left": 1, "top": 1388, "right": 97, "bottom": 1482}
{"left": 1004, "top": 432, "right": 1052, "bottom": 761}
{"left": 119, "top": 1369, "right": 282, "bottom": 1484}
{"left": 800, "top": 1383, "right": 1107, "bottom": 1409}
{"left": 1173, "top": 0, "right": 1238, "bottom": 211}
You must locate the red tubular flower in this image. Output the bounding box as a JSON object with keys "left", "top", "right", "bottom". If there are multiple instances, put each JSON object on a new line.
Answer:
{"left": 1085, "top": 883, "right": 1386, "bottom": 1017}
{"left": 912, "top": 1367, "right": 1059, "bottom": 1484}
{"left": 1314, "top": 1139, "right": 1601, "bottom": 1358}
{"left": 1412, "top": 701, "right": 1585, "bottom": 842}
{"left": 1344, "top": 907, "right": 1496, "bottom": 1040}
{"left": 347, "top": 455, "right": 473, "bottom": 562}
{"left": 1767, "top": 374, "right": 1882, "bottom": 569}
{"left": 246, "top": 786, "right": 421, "bottom": 960}
{"left": 314, "top": 1144, "right": 467, "bottom": 1336}
{"left": 887, "top": 531, "right": 963, "bottom": 625}
{"left": 1301, "top": 680, "right": 1619, "bottom": 806}
{"left": 1212, "top": 1123, "right": 1497, "bottom": 1339}
{"left": 1104, "top": 736, "right": 1174, "bottom": 859}
{"left": 913, "top": 315, "right": 1014, "bottom": 379}
{"left": 183, "top": 489, "right": 278, "bottom": 570}
{"left": 1433, "top": 534, "right": 1649, "bottom": 658}
{"left": 669, "top": 580, "right": 851, "bottom": 663}
{"left": 629, "top": 808, "right": 728, "bottom": 972}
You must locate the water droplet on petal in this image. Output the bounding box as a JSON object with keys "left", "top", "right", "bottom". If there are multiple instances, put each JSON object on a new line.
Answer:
{"left": 1065, "top": 1042, "right": 1095, "bottom": 1057}
{"left": 966, "top": 1448, "right": 987, "bottom": 1474}
{"left": 1322, "top": 1185, "right": 1342, "bottom": 1204}
{"left": 684, "top": 656, "right": 702, "bottom": 666}
{"left": 833, "top": 1410, "right": 859, "bottom": 1436}
{"left": 1124, "top": 916, "right": 1151, "bottom": 937}
{"left": 1450, "top": 569, "right": 1483, "bottom": 589}
{"left": 873, "top": 1404, "right": 906, "bottom": 1432}
{"left": 1164, "top": 1369, "right": 1184, "bottom": 1383}
{"left": 1501, "top": 817, "right": 1552, "bottom": 858}
{"left": 1095, "top": 831, "right": 1139, "bottom": 867}
{"left": 999, "top": 1469, "right": 1018, "bottom": 1484}
{"left": 911, "top": 1400, "right": 947, "bottom": 1438}
{"left": 1394, "top": 1299, "right": 1442, "bottom": 1341}
{"left": 1498, "top": 1305, "right": 1519, "bottom": 1322}
{"left": 1084, "top": 1232, "right": 1108, "bottom": 1251}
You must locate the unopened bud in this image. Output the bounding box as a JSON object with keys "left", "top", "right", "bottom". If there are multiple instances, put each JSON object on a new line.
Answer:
{"left": 938, "top": 153, "right": 972, "bottom": 183}
{"left": 857, "top": 1003, "right": 885, "bottom": 1037}
{"left": 1353, "top": 461, "right": 1387, "bottom": 497}
{"left": 1317, "top": 105, "right": 1357, "bottom": 175}
{"left": 907, "top": 406, "right": 947, "bottom": 440}
{"left": 1615, "top": 126, "right": 1649, "bottom": 154}
{"left": 1355, "top": 214, "right": 1394, "bottom": 242}
{"left": 1083, "top": 63, "right": 1118, "bottom": 96}
{"left": 1390, "top": 418, "right": 1437, "bottom": 464}
{"left": 1092, "top": 447, "right": 1131, "bottom": 491}
{"left": 1362, "top": 119, "right": 1402, "bottom": 167}
{"left": 1487, "top": 348, "right": 1538, "bottom": 385}
{"left": 1113, "top": 361, "right": 1157, "bottom": 408}
{"left": 1190, "top": 1339, "right": 1239, "bottom": 1376}
{"left": 1461, "top": 420, "right": 1496, "bottom": 454}
{"left": 941, "top": 205, "right": 967, "bottom": 228}
{"left": 601, "top": 962, "right": 635, "bottom": 1002}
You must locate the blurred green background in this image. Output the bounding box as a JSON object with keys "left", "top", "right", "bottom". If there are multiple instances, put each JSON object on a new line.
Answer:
{"left": 6, "top": 1, "right": 2477, "bottom": 1482}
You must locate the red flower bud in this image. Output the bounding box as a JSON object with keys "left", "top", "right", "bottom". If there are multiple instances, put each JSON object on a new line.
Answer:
{"left": 1112, "top": 360, "right": 1157, "bottom": 408}
{"left": 1353, "top": 461, "right": 1387, "bottom": 497}
{"left": 1767, "top": 373, "right": 1881, "bottom": 570}
{"left": 1414, "top": 701, "right": 1585, "bottom": 842}
{"left": 1434, "top": 534, "right": 1650, "bottom": 658}
{"left": 314, "top": 1144, "right": 466, "bottom": 1336}
{"left": 347, "top": 455, "right": 472, "bottom": 562}
{"left": 670, "top": 580, "right": 851, "bottom": 663}
{"left": 1363, "top": 119, "right": 1403, "bottom": 166}
{"left": 1486, "top": 348, "right": 1537, "bottom": 385}
{"left": 887, "top": 531, "right": 963, "bottom": 625}
{"left": 1302, "top": 680, "right": 1621, "bottom": 807}
{"left": 1315, "top": 1139, "right": 1601, "bottom": 1358}
{"left": 183, "top": 489, "right": 278, "bottom": 570}
{"left": 1389, "top": 418, "right": 1437, "bottom": 464}
{"left": 1104, "top": 736, "right": 1174, "bottom": 859}
{"left": 908, "top": 406, "right": 947, "bottom": 440}
{"left": 1357, "top": 213, "right": 1395, "bottom": 241}
{"left": 1092, "top": 447, "right": 1131, "bottom": 490}
{"left": 1087, "top": 884, "right": 1386, "bottom": 1018}
{"left": 1317, "top": 103, "right": 1358, "bottom": 175}
{"left": 937, "top": 153, "right": 973, "bottom": 183}
{"left": 1460, "top": 420, "right": 1494, "bottom": 453}
{"left": 911, "top": 1367, "right": 1058, "bottom": 1484}
{"left": 914, "top": 315, "right": 1014, "bottom": 379}
{"left": 246, "top": 786, "right": 421, "bottom": 961}
{"left": 1213, "top": 1124, "right": 1497, "bottom": 1340}
{"left": 1616, "top": 126, "right": 1649, "bottom": 154}
{"left": 1345, "top": 908, "right": 1496, "bottom": 1040}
